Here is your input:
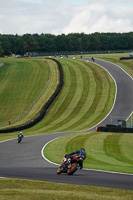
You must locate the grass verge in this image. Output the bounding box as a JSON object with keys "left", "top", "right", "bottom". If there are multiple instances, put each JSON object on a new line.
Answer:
{"left": 0, "top": 178, "right": 133, "bottom": 200}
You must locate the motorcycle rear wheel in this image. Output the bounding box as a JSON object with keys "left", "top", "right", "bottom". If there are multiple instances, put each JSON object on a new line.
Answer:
{"left": 18, "top": 138, "right": 21, "bottom": 143}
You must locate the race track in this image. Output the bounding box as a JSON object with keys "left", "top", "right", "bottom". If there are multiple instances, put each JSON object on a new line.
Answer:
{"left": 87, "top": 58, "right": 133, "bottom": 130}
{"left": 0, "top": 58, "right": 133, "bottom": 190}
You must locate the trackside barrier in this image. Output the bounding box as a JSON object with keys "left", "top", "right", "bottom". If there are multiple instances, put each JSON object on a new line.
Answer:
{"left": 97, "top": 126, "right": 133, "bottom": 133}
{"left": 95, "top": 127, "right": 98, "bottom": 132}
{"left": 0, "top": 58, "right": 64, "bottom": 133}
{"left": 120, "top": 57, "right": 133, "bottom": 60}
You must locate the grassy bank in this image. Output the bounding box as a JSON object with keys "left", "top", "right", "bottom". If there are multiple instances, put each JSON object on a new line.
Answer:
{"left": 0, "top": 178, "right": 133, "bottom": 200}
{"left": 0, "top": 58, "right": 59, "bottom": 129}
{"left": 26, "top": 58, "right": 115, "bottom": 134}
{"left": 0, "top": 57, "right": 115, "bottom": 134}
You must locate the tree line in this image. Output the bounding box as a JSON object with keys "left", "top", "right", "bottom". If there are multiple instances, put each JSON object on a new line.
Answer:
{"left": 0, "top": 32, "right": 133, "bottom": 56}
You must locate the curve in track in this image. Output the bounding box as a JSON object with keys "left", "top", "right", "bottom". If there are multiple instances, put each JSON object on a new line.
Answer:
{"left": 87, "top": 58, "right": 133, "bottom": 130}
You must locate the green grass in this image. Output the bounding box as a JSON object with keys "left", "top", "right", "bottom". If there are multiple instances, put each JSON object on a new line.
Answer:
{"left": 26, "top": 58, "right": 115, "bottom": 134}
{"left": 0, "top": 58, "right": 59, "bottom": 129}
{"left": 44, "top": 132, "right": 133, "bottom": 174}
{"left": 0, "top": 178, "right": 133, "bottom": 200}
{"left": 126, "top": 112, "right": 133, "bottom": 128}
{"left": 0, "top": 57, "right": 116, "bottom": 133}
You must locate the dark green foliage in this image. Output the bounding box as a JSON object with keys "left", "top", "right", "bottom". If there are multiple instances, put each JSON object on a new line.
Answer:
{"left": 0, "top": 32, "right": 133, "bottom": 56}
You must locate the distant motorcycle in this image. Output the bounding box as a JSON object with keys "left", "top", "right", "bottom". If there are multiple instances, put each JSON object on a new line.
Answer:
{"left": 18, "top": 135, "right": 23, "bottom": 143}
{"left": 91, "top": 57, "right": 95, "bottom": 62}
{"left": 57, "top": 155, "right": 83, "bottom": 175}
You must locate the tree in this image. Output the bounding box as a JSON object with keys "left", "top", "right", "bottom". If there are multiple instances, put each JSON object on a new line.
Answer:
{"left": 0, "top": 43, "right": 4, "bottom": 56}
{"left": 0, "top": 35, "right": 11, "bottom": 55}
{"left": 0, "top": 32, "right": 133, "bottom": 56}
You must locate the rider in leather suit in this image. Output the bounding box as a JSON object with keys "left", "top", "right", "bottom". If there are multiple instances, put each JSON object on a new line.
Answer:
{"left": 65, "top": 148, "right": 86, "bottom": 169}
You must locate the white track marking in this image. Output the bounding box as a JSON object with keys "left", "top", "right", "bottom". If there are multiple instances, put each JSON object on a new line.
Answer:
{"left": 97, "top": 58, "right": 133, "bottom": 81}
{"left": 41, "top": 137, "right": 60, "bottom": 166}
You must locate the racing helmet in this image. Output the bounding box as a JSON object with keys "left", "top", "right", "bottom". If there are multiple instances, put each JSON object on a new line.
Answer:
{"left": 62, "top": 156, "right": 67, "bottom": 162}
{"left": 81, "top": 148, "right": 85, "bottom": 152}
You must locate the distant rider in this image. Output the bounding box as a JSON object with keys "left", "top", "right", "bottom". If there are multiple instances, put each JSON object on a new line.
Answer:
{"left": 18, "top": 132, "right": 24, "bottom": 139}
{"left": 65, "top": 148, "right": 86, "bottom": 169}
{"left": 91, "top": 57, "right": 95, "bottom": 62}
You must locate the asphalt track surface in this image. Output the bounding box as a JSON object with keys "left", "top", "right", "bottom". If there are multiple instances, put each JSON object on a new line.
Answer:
{"left": 0, "top": 58, "right": 133, "bottom": 190}
{"left": 87, "top": 58, "right": 133, "bottom": 129}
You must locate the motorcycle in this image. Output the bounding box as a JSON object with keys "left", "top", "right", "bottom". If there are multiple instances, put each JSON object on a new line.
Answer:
{"left": 57, "top": 155, "right": 83, "bottom": 175}
{"left": 18, "top": 135, "right": 23, "bottom": 143}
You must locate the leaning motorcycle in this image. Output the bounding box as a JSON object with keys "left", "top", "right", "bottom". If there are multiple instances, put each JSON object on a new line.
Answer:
{"left": 18, "top": 136, "right": 22, "bottom": 143}
{"left": 57, "top": 155, "right": 83, "bottom": 175}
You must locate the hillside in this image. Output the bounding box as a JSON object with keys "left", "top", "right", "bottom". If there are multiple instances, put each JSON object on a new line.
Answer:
{"left": 0, "top": 58, "right": 59, "bottom": 129}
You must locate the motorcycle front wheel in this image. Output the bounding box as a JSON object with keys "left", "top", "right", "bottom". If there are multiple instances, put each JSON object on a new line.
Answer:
{"left": 67, "top": 163, "right": 77, "bottom": 175}
{"left": 57, "top": 166, "right": 64, "bottom": 175}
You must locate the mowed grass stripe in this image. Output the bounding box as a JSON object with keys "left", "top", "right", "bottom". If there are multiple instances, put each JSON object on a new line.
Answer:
{"left": 74, "top": 61, "right": 115, "bottom": 130}
{"left": 120, "top": 134, "right": 133, "bottom": 162}
{"left": 61, "top": 60, "right": 101, "bottom": 131}
{"left": 0, "top": 59, "right": 41, "bottom": 125}
{"left": 48, "top": 61, "right": 79, "bottom": 126}
{"left": 43, "top": 60, "right": 85, "bottom": 132}
{"left": 84, "top": 132, "right": 133, "bottom": 173}
{"left": 0, "top": 62, "right": 17, "bottom": 122}
{"left": 0, "top": 62, "right": 16, "bottom": 97}
{"left": 84, "top": 132, "right": 126, "bottom": 167}
{"left": 54, "top": 60, "right": 96, "bottom": 132}
{"left": 59, "top": 60, "right": 115, "bottom": 131}
{"left": 34, "top": 59, "right": 95, "bottom": 132}
{"left": 30, "top": 61, "right": 77, "bottom": 132}
{"left": 28, "top": 58, "right": 115, "bottom": 133}
{"left": 15, "top": 59, "right": 60, "bottom": 125}
{"left": 80, "top": 62, "right": 115, "bottom": 129}
{"left": 58, "top": 59, "right": 115, "bottom": 131}
{"left": 104, "top": 133, "right": 133, "bottom": 165}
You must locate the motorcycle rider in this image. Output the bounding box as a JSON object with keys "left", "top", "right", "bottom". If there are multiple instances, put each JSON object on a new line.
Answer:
{"left": 18, "top": 131, "right": 24, "bottom": 139}
{"left": 65, "top": 148, "right": 86, "bottom": 169}
{"left": 91, "top": 57, "right": 95, "bottom": 62}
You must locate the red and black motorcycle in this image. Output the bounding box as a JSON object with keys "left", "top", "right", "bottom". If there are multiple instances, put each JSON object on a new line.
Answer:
{"left": 57, "top": 155, "right": 83, "bottom": 175}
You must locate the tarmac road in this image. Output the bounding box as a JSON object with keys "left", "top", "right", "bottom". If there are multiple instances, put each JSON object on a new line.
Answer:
{"left": 0, "top": 134, "right": 133, "bottom": 190}
{"left": 0, "top": 59, "right": 133, "bottom": 190}
{"left": 86, "top": 58, "right": 133, "bottom": 129}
